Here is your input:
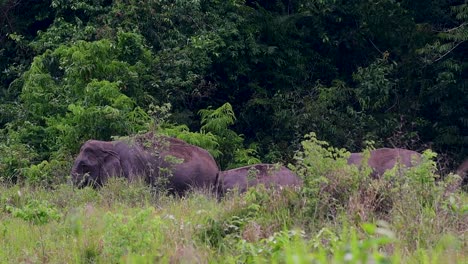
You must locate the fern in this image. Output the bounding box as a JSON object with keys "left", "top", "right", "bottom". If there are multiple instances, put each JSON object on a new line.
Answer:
{"left": 198, "top": 102, "right": 236, "bottom": 134}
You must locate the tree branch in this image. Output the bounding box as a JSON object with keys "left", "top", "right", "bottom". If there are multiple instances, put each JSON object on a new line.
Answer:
{"left": 432, "top": 22, "right": 467, "bottom": 33}
{"left": 368, "top": 38, "right": 384, "bottom": 55}
{"left": 433, "top": 41, "right": 466, "bottom": 62}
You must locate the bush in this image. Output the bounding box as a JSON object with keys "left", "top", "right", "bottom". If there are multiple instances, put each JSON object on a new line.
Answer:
{"left": 201, "top": 185, "right": 302, "bottom": 251}
{"left": 0, "top": 130, "right": 38, "bottom": 184}
{"left": 291, "top": 132, "right": 368, "bottom": 221}
{"left": 5, "top": 199, "right": 61, "bottom": 224}
{"left": 23, "top": 159, "right": 71, "bottom": 186}
{"left": 162, "top": 102, "right": 261, "bottom": 169}
{"left": 230, "top": 222, "right": 395, "bottom": 263}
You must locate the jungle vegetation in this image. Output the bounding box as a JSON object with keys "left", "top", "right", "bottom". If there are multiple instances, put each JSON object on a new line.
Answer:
{"left": 0, "top": 1, "right": 467, "bottom": 263}
{"left": 1, "top": 0, "right": 467, "bottom": 180}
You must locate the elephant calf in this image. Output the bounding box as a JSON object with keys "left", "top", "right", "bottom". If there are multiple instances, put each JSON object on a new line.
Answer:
{"left": 218, "top": 163, "right": 302, "bottom": 195}
{"left": 71, "top": 136, "right": 219, "bottom": 195}
{"left": 347, "top": 148, "right": 421, "bottom": 178}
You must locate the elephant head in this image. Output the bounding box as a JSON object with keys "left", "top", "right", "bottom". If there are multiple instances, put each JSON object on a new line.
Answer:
{"left": 71, "top": 140, "right": 123, "bottom": 187}
{"left": 218, "top": 163, "right": 302, "bottom": 195}
{"left": 347, "top": 148, "right": 421, "bottom": 177}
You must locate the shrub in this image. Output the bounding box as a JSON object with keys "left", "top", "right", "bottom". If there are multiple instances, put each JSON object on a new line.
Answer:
{"left": 0, "top": 130, "right": 38, "bottom": 184}
{"left": 5, "top": 199, "right": 61, "bottom": 224}
{"left": 198, "top": 102, "right": 261, "bottom": 169}
{"left": 22, "top": 159, "right": 71, "bottom": 186}
{"left": 201, "top": 185, "right": 302, "bottom": 251}
{"left": 291, "top": 132, "right": 368, "bottom": 221}
{"left": 231, "top": 222, "right": 395, "bottom": 263}
{"left": 200, "top": 199, "right": 259, "bottom": 249}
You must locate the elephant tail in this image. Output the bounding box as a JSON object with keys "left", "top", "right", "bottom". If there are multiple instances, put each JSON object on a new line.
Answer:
{"left": 214, "top": 171, "right": 219, "bottom": 189}
{"left": 213, "top": 171, "right": 222, "bottom": 199}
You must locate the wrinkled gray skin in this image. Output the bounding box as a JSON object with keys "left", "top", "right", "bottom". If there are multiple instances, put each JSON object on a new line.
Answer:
{"left": 71, "top": 137, "right": 219, "bottom": 195}
{"left": 347, "top": 148, "right": 421, "bottom": 178}
{"left": 218, "top": 163, "right": 302, "bottom": 195}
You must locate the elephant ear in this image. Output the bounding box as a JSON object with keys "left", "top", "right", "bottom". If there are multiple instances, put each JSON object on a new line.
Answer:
{"left": 80, "top": 140, "right": 122, "bottom": 186}
{"left": 98, "top": 142, "right": 123, "bottom": 183}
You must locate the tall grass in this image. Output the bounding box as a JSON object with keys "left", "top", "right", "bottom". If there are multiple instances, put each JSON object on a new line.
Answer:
{"left": 0, "top": 135, "right": 466, "bottom": 263}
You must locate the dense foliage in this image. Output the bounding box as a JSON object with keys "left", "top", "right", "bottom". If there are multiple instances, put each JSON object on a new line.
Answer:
{"left": 1, "top": 1, "right": 467, "bottom": 178}
{"left": 1, "top": 2, "right": 467, "bottom": 262}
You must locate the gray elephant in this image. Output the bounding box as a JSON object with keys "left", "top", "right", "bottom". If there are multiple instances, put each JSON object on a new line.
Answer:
{"left": 456, "top": 159, "right": 468, "bottom": 178}
{"left": 217, "top": 163, "right": 302, "bottom": 195}
{"left": 347, "top": 148, "right": 421, "bottom": 178}
{"left": 71, "top": 136, "right": 219, "bottom": 195}
{"left": 456, "top": 159, "right": 468, "bottom": 187}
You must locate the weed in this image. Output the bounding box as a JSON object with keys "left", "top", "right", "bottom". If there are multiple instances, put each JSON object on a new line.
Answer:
{"left": 102, "top": 207, "right": 162, "bottom": 261}
{"left": 5, "top": 199, "right": 61, "bottom": 224}
{"left": 99, "top": 177, "right": 152, "bottom": 207}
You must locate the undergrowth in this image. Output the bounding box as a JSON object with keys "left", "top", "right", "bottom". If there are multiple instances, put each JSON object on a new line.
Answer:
{"left": 0, "top": 134, "right": 466, "bottom": 263}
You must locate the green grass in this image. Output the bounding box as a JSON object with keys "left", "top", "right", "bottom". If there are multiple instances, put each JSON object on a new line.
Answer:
{"left": 0, "top": 178, "right": 466, "bottom": 264}
{"left": 1, "top": 140, "right": 466, "bottom": 263}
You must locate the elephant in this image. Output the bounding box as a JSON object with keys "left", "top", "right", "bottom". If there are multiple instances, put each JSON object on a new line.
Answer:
{"left": 217, "top": 163, "right": 302, "bottom": 195}
{"left": 71, "top": 135, "right": 219, "bottom": 195}
{"left": 347, "top": 148, "right": 421, "bottom": 178}
{"left": 456, "top": 159, "right": 468, "bottom": 187}
{"left": 456, "top": 159, "right": 468, "bottom": 178}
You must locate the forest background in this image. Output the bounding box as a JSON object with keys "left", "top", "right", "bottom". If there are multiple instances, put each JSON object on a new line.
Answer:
{"left": 0, "top": 0, "right": 467, "bottom": 184}
{"left": 1, "top": 1, "right": 467, "bottom": 263}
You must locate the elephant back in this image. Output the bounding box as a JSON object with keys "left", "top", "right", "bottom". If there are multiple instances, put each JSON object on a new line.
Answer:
{"left": 137, "top": 135, "right": 220, "bottom": 194}
{"left": 219, "top": 163, "right": 302, "bottom": 194}
{"left": 348, "top": 148, "right": 421, "bottom": 178}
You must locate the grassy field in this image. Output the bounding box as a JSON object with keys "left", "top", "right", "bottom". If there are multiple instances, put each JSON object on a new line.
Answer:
{"left": 1, "top": 139, "right": 467, "bottom": 263}
{"left": 0, "top": 175, "right": 466, "bottom": 264}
